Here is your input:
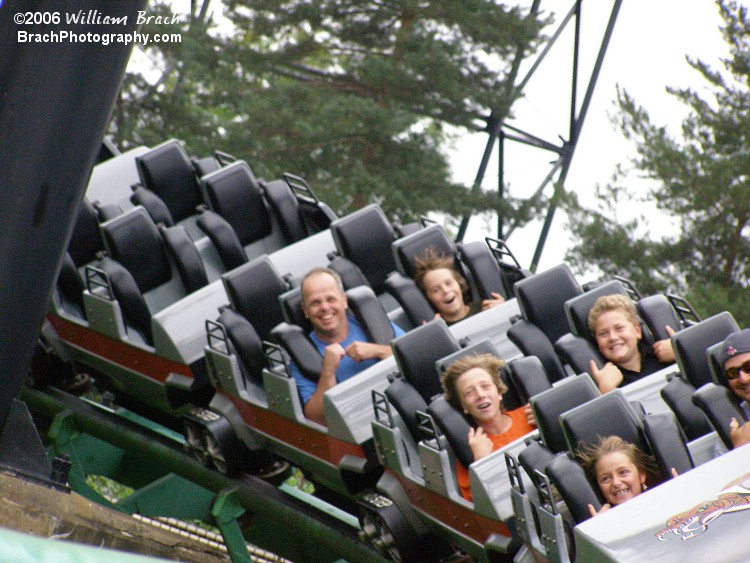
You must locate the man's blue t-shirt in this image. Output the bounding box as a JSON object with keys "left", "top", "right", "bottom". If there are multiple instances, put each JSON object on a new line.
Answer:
{"left": 289, "top": 314, "right": 404, "bottom": 406}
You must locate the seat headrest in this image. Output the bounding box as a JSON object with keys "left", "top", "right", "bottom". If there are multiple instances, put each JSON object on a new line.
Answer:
{"left": 392, "top": 319, "right": 460, "bottom": 403}
{"left": 135, "top": 139, "right": 203, "bottom": 223}
{"left": 101, "top": 207, "right": 171, "bottom": 293}
{"left": 673, "top": 312, "right": 739, "bottom": 388}
{"left": 330, "top": 204, "right": 397, "bottom": 292}
{"left": 559, "top": 389, "right": 647, "bottom": 455}
{"left": 392, "top": 224, "right": 457, "bottom": 280}
{"left": 222, "top": 255, "right": 287, "bottom": 341}
{"left": 564, "top": 280, "right": 628, "bottom": 341}
{"left": 202, "top": 161, "right": 272, "bottom": 246}
{"left": 530, "top": 374, "right": 600, "bottom": 453}
{"left": 513, "top": 263, "right": 582, "bottom": 343}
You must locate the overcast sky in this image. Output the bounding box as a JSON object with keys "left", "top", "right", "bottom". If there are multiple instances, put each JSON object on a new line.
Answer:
{"left": 452, "top": 0, "right": 730, "bottom": 277}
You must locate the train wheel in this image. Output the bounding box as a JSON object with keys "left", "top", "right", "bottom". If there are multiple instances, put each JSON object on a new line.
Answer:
{"left": 358, "top": 493, "right": 419, "bottom": 562}
{"left": 183, "top": 419, "right": 210, "bottom": 466}
{"left": 360, "top": 509, "right": 400, "bottom": 561}
{"left": 203, "top": 429, "right": 229, "bottom": 475}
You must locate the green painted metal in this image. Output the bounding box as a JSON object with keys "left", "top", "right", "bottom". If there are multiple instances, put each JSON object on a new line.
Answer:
{"left": 23, "top": 386, "right": 386, "bottom": 563}
{"left": 212, "top": 489, "right": 253, "bottom": 563}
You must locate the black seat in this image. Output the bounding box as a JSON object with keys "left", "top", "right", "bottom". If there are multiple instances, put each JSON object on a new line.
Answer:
{"left": 134, "top": 139, "right": 204, "bottom": 225}
{"left": 672, "top": 312, "right": 739, "bottom": 388}
{"left": 392, "top": 224, "right": 458, "bottom": 281}
{"left": 513, "top": 263, "right": 583, "bottom": 345}
{"left": 553, "top": 280, "right": 633, "bottom": 374}
{"left": 330, "top": 204, "right": 398, "bottom": 293}
{"left": 98, "top": 207, "right": 203, "bottom": 343}
{"left": 529, "top": 374, "right": 600, "bottom": 454}
{"left": 692, "top": 382, "right": 748, "bottom": 451}
{"left": 222, "top": 255, "right": 289, "bottom": 341}
{"left": 434, "top": 338, "right": 524, "bottom": 411}
{"left": 392, "top": 319, "right": 461, "bottom": 404}
{"left": 563, "top": 280, "right": 630, "bottom": 342}
{"left": 101, "top": 208, "right": 174, "bottom": 294}
{"left": 197, "top": 161, "right": 274, "bottom": 271}
{"left": 559, "top": 390, "right": 693, "bottom": 477}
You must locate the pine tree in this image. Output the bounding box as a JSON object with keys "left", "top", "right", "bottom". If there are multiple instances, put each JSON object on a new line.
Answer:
{"left": 564, "top": 0, "right": 750, "bottom": 324}
{"left": 109, "top": 0, "right": 546, "bottom": 222}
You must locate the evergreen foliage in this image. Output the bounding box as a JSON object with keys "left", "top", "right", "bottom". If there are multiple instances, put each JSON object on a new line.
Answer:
{"left": 109, "top": 0, "right": 547, "bottom": 222}
{"left": 565, "top": 0, "right": 750, "bottom": 324}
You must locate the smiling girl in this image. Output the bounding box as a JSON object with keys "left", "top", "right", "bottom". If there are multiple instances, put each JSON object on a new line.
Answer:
{"left": 577, "top": 435, "right": 663, "bottom": 517}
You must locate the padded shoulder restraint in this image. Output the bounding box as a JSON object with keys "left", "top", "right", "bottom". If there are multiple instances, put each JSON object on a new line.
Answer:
{"left": 131, "top": 186, "right": 175, "bottom": 227}
{"left": 427, "top": 396, "right": 473, "bottom": 469}
{"left": 384, "top": 271, "right": 435, "bottom": 327}
{"left": 57, "top": 251, "right": 86, "bottom": 317}
{"left": 546, "top": 453, "right": 601, "bottom": 524}
{"left": 458, "top": 240, "right": 507, "bottom": 300}
{"left": 97, "top": 256, "right": 153, "bottom": 344}
{"left": 197, "top": 209, "right": 248, "bottom": 271}
{"left": 327, "top": 256, "right": 370, "bottom": 291}
{"left": 262, "top": 178, "right": 307, "bottom": 243}
{"left": 218, "top": 306, "right": 265, "bottom": 386}
{"left": 392, "top": 319, "right": 460, "bottom": 403}
{"left": 345, "top": 285, "right": 395, "bottom": 345}
{"left": 271, "top": 322, "right": 323, "bottom": 383}
{"left": 159, "top": 224, "right": 208, "bottom": 294}
{"left": 68, "top": 198, "right": 104, "bottom": 267}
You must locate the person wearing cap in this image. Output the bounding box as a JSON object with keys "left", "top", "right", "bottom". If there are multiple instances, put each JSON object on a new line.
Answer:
{"left": 717, "top": 329, "right": 750, "bottom": 450}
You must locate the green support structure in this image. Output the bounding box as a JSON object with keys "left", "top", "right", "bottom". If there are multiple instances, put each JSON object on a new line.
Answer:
{"left": 24, "top": 387, "right": 384, "bottom": 563}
